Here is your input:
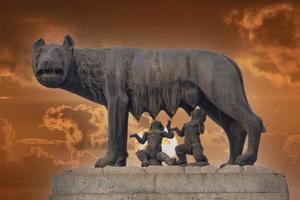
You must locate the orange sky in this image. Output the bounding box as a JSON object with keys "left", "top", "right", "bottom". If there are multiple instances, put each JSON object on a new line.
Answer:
{"left": 0, "top": 1, "right": 300, "bottom": 200}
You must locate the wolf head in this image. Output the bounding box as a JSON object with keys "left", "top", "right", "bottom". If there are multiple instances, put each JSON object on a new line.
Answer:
{"left": 32, "top": 35, "right": 75, "bottom": 88}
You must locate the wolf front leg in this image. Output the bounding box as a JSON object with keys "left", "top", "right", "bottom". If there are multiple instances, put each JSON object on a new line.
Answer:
{"left": 95, "top": 95, "right": 129, "bottom": 168}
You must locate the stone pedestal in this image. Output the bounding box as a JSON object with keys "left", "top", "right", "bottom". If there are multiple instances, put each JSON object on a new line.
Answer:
{"left": 49, "top": 165, "right": 289, "bottom": 200}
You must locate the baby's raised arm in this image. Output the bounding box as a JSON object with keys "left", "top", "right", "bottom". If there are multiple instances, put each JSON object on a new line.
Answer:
{"left": 162, "top": 120, "right": 174, "bottom": 139}
{"left": 130, "top": 132, "right": 148, "bottom": 144}
{"left": 173, "top": 126, "right": 185, "bottom": 137}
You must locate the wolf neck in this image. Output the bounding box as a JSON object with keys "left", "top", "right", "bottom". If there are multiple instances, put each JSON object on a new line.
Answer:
{"left": 60, "top": 48, "right": 107, "bottom": 106}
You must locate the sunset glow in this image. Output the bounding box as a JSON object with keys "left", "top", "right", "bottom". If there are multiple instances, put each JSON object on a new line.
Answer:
{"left": 0, "top": 1, "right": 299, "bottom": 200}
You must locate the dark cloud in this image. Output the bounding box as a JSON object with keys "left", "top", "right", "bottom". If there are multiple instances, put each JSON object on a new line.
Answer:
{"left": 252, "top": 52, "right": 280, "bottom": 73}
{"left": 42, "top": 104, "right": 107, "bottom": 151}
{"left": 0, "top": 118, "right": 16, "bottom": 162}
{"left": 0, "top": 153, "right": 64, "bottom": 200}
{"left": 290, "top": 71, "right": 300, "bottom": 83}
{"left": 0, "top": 18, "right": 43, "bottom": 81}
{"left": 0, "top": 1, "right": 300, "bottom": 200}
{"left": 0, "top": 119, "right": 65, "bottom": 200}
{"left": 1, "top": 0, "right": 298, "bottom": 87}
{"left": 278, "top": 52, "right": 298, "bottom": 63}
{"left": 253, "top": 11, "right": 297, "bottom": 48}
{"left": 225, "top": 2, "right": 300, "bottom": 85}
{"left": 282, "top": 134, "right": 300, "bottom": 162}
{"left": 42, "top": 104, "right": 152, "bottom": 153}
{"left": 2, "top": 0, "right": 282, "bottom": 84}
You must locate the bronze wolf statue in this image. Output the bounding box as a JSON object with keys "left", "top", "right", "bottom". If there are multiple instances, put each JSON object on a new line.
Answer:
{"left": 32, "top": 35, "right": 265, "bottom": 167}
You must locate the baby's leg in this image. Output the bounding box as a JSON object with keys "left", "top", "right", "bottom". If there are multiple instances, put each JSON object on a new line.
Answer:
{"left": 156, "top": 152, "right": 175, "bottom": 166}
{"left": 175, "top": 144, "right": 192, "bottom": 164}
{"left": 136, "top": 150, "right": 149, "bottom": 166}
{"left": 192, "top": 143, "right": 208, "bottom": 163}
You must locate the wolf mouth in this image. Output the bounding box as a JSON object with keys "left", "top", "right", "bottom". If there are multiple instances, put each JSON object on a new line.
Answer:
{"left": 36, "top": 66, "right": 65, "bottom": 86}
{"left": 37, "top": 67, "right": 64, "bottom": 76}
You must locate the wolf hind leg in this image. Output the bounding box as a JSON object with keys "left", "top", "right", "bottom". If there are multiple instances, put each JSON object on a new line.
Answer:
{"left": 232, "top": 107, "right": 263, "bottom": 166}
{"left": 220, "top": 121, "right": 247, "bottom": 168}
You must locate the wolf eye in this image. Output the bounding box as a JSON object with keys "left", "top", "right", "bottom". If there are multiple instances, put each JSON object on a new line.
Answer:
{"left": 57, "top": 51, "right": 64, "bottom": 58}
{"left": 36, "top": 48, "right": 44, "bottom": 60}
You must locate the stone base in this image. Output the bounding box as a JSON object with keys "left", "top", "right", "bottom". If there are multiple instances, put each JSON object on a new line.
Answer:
{"left": 49, "top": 165, "right": 289, "bottom": 200}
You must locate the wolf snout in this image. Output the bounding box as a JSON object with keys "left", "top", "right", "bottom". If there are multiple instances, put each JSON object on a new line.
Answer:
{"left": 37, "top": 67, "right": 64, "bottom": 76}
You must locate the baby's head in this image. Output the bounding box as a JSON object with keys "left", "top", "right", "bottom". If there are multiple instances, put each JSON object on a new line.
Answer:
{"left": 150, "top": 120, "right": 164, "bottom": 131}
{"left": 190, "top": 108, "right": 206, "bottom": 122}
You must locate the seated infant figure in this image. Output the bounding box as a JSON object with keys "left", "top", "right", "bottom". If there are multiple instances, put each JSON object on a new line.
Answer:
{"left": 173, "top": 108, "right": 209, "bottom": 166}
{"left": 130, "top": 120, "right": 175, "bottom": 167}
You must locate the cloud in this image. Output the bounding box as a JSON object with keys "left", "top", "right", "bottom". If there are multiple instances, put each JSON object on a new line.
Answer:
{"left": 282, "top": 134, "right": 300, "bottom": 163}
{"left": 225, "top": 3, "right": 300, "bottom": 86}
{"left": 0, "top": 15, "right": 74, "bottom": 87}
{"left": 42, "top": 104, "right": 108, "bottom": 152}
{"left": 0, "top": 118, "right": 17, "bottom": 162}
{"left": 0, "top": 118, "right": 75, "bottom": 166}
{"left": 224, "top": 3, "right": 294, "bottom": 44}
{"left": 0, "top": 145, "right": 67, "bottom": 199}
{"left": 0, "top": 96, "right": 13, "bottom": 100}
{"left": 205, "top": 129, "right": 227, "bottom": 144}
{"left": 42, "top": 104, "right": 152, "bottom": 155}
{"left": 28, "top": 146, "right": 78, "bottom": 167}
{"left": 0, "top": 104, "right": 153, "bottom": 169}
{"left": 0, "top": 117, "right": 79, "bottom": 167}
{"left": 17, "top": 138, "right": 64, "bottom": 145}
{"left": 202, "top": 128, "right": 228, "bottom": 154}
{"left": 0, "top": 119, "right": 70, "bottom": 200}
{"left": 0, "top": 117, "right": 75, "bottom": 167}
{"left": 236, "top": 56, "right": 294, "bottom": 86}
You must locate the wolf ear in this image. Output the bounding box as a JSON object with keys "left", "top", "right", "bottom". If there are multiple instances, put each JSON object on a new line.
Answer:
{"left": 63, "top": 35, "right": 74, "bottom": 49}
{"left": 33, "top": 38, "right": 45, "bottom": 51}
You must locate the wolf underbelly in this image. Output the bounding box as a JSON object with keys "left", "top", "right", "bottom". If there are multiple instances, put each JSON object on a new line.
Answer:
{"left": 128, "top": 80, "right": 205, "bottom": 120}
